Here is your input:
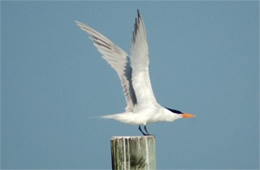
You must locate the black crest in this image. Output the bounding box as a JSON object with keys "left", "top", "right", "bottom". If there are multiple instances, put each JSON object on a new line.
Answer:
{"left": 165, "top": 107, "right": 183, "bottom": 114}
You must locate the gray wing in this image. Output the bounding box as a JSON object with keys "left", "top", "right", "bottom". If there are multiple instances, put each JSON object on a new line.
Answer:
{"left": 130, "top": 10, "right": 158, "bottom": 107}
{"left": 75, "top": 21, "right": 137, "bottom": 111}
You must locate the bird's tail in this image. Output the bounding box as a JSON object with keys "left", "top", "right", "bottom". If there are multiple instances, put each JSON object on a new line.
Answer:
{"left": 100, "top": 113, "right": 122, "bottom": 119}
{"left": 100, "top": 112, "right": 137, "bottom": 125}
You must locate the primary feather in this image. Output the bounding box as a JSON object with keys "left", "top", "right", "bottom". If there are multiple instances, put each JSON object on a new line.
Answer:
{"left": 75, "top": 21, "right": 137, "bottom": 112}
{"left": 130, "top": 10, "right": 158, "bottom": 107}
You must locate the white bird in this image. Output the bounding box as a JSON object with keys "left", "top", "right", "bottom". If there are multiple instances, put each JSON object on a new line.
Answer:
{"left": 76, "top": 10, "right": 195, "bottom": 135}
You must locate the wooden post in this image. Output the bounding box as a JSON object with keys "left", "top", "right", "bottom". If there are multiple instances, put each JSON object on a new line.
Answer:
{"left": 111, "top": 136, "right": 156, "bottom": 170}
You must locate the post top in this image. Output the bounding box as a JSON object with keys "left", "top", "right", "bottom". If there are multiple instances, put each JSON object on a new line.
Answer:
{"left": 111, "top": 135, "right": 156, "bottom": 140}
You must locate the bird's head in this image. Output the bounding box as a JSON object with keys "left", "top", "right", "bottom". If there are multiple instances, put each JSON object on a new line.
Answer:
{"left": 165, "top": 107, "right": 195, "bottom": 118}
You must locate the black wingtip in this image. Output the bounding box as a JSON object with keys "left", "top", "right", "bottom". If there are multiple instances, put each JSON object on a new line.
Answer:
{"left": 137, "top": 9, "right": 141, "bottom": 17}
{"left": 133, "top": 9, "right": 140, "bottom": 43}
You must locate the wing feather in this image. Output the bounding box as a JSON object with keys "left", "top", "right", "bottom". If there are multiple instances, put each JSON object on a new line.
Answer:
{"left": 130, "top": 10, "right": 158, "bottom": 106}
{"left": 75, "top": 21, "right": 137, "bottom": 111}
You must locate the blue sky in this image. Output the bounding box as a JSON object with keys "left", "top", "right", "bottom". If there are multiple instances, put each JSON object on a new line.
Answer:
{"left": 1, "top": 1, "right": 259, "bottom": 169}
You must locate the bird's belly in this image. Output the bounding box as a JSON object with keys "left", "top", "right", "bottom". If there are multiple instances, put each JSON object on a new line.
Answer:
{"left": 113, "top": 112, "right": 148, "bottom": 125}
{"left": 133, "top": 106, "right": 160, "bottom": 124}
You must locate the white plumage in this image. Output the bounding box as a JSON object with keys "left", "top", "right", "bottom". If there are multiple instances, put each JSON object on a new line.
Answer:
{"left": 76, "top": 10, "right": 194, "bottom": 135}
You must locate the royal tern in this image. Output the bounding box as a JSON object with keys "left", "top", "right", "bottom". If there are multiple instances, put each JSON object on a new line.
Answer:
{"left": 76, "top": 10, "right": 195, "bottom": 135}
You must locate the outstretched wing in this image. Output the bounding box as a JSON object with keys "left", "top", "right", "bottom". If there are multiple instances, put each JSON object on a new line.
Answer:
{"left": 75, "top": 21, "right": 137, "bottom": 111}
{"left": 130, "top": 10, "right": 158, "bottom": 107}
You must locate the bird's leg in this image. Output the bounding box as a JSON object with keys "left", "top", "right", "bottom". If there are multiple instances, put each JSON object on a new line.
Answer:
{"left": 144, "top": 125, "right": 151, "bottom": 136}
{"left": 138, "top": 125, "right": 146, "bottom": 136}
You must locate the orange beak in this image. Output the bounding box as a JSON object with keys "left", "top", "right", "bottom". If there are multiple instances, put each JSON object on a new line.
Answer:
{"left": 182, "top": 113, "right": 195, "bottom": 118}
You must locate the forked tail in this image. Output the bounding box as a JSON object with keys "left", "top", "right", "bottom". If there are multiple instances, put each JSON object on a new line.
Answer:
{"left": 100, "top": 112, "right": 139, "bottom": 125}
{"left": 101, "top": 113, "right": 122, "bottom": 119}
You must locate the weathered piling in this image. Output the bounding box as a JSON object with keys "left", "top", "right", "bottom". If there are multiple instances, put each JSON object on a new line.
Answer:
{"left": 111, "top": 136, "right": 156, "bottom": 170}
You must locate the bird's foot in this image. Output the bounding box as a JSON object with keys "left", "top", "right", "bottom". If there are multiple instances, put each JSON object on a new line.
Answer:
{"left": 144, "top": 133, "right": 152, "bottom": 136}
{"left": 139, "top": 125, "right": 154, "bottom": 136}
